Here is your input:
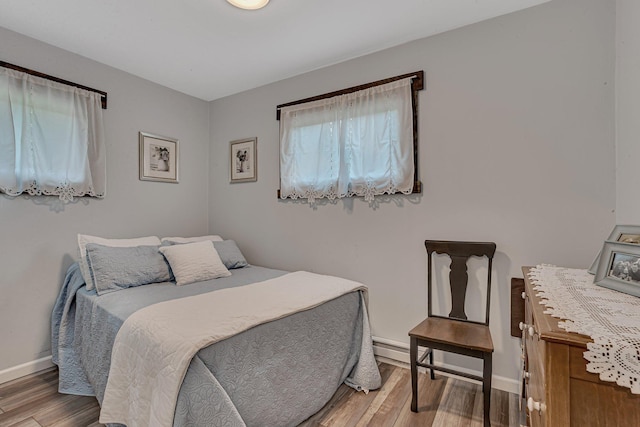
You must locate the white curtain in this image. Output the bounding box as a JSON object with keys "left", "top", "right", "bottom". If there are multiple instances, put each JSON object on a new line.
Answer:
{"left": 0, "top": 67, "right": 106, "bottom": 202}
{"left": 279, "top": 77, "right": 414, "bottom": 204}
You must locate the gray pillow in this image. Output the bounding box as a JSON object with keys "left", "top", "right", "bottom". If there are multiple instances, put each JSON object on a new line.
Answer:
{"left": 213, "top": 240, "right": 249, "bottom": 269}
{"left": 161, "top": 239, "right": 249, "bottom": 269}
{"left": 85, "top": 243, "right": 172, "bottom": 295}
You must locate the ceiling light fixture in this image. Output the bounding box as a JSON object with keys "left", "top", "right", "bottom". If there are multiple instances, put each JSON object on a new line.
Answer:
{"left": 226, "top": 0, "right": 269, "bottom": 10}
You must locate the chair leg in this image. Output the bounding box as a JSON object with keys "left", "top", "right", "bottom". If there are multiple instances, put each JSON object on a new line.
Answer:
{"left": 410, "top": 337, "right": 418, "bottom": 412}
{"left": 429, "top": 349, "right": 435, "bottom": 380}
{"left": 483, "top": 352, "right": 492, "bottom": 427}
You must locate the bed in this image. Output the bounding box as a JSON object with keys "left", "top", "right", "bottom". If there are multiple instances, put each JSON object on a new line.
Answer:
{"left": 51, "top": 236, "right": 381, "bottom": 427}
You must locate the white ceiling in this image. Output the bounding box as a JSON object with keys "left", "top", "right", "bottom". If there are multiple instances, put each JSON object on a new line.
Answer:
{"left": 0, "top": 0, "right": 550, "bottom": 101}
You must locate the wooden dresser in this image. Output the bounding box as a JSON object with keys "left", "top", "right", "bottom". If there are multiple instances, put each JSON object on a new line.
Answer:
{"left": 521, "top": 267, "right": 640, "bottom": 427}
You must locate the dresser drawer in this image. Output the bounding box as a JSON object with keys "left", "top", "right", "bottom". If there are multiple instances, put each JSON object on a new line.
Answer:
{"left": 523, "top": 291, "right": 547, "bottom": 426}
{"left": 568, "top": 346, "right": 599, "bottom": 383}
{"left": 568, "top": 346, "right": 640, "bottom": 426}
{"left": 525, "top": 357, "right": 546, "bottom": 427}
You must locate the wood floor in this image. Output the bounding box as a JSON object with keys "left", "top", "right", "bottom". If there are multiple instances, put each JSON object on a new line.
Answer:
{"left": 0, "top": 361, "right": 523, "bottom": 427}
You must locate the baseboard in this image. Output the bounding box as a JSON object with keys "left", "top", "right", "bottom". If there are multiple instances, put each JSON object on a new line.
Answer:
{"left": 372, "top": 336, "right": 520, "bottom": 394}
{"left": 0, "top": 343, "right": 519, "bottom": 393}
{"left": 0, "top": 356, "right": 55, "bottom": 385}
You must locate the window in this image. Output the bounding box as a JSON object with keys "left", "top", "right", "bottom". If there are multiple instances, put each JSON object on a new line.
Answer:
{"left": 0, "top": 65, "right": 106, "bottom": 202}
{"left": 278, "top": 72, "right": 423, "bottom": 205}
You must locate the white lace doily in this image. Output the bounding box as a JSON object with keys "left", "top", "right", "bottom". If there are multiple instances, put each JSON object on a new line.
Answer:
{"left": 528, "top": 264, "right": 640, "bottom": 394}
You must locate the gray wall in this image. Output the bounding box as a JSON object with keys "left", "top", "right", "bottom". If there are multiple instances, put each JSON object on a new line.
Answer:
{"left": 0, "top": 27, "right": 211, "bottom": 371}
{"left": 0, "top": 0, "right": 620, "bottom": 390}
{"left": 616, "top": 0, "right": 640, "bottom": 223}
{"left": 209, "top": 0, "right": 616, "bottom": 386}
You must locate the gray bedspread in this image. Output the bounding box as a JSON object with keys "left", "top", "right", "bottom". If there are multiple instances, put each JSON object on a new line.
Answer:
{"left": 51, "top": 263, "right": 381, "bottom": 426}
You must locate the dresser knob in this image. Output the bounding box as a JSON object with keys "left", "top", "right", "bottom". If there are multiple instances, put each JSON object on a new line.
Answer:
{"left": 527, "top": 397, "right": 546, "bottom": 413}
{"left": 519, "top": 322, "right": 536, "bottom": 337}
{"left": 521, "top": 291, "right": 526, "bottom": 300}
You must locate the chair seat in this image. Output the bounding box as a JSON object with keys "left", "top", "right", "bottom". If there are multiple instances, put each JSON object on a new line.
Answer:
{"left": 409, "top": 317, "right": 494, "bottom": 353}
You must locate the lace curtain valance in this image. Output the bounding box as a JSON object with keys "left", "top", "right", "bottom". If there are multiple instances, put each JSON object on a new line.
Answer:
{"left": 528, "top": 265, "right": 640, "bottom": 394}
{"left": 0, "top": 67, "right": 106, "bottom": 202}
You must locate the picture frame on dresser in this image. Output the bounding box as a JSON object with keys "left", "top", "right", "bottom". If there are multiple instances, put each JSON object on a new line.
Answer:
{"left": 588, "top": 224, "right": 640, "bottom": 274}
{"left": 594, "top": 240, "right": 640, "bottom": 297}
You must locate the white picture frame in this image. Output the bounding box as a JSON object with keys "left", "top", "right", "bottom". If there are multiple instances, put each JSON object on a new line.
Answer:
{"left": 594, "top": 240, "right": 640, "bottom": 297}
{"left": 139, "top": 131, "right": 179, "bottom": 183}
{"left": 589, "top": 225, "right": 640, "bottom": 274}
{"left": 230, "top": 137, "right": 257, "bottom": 183}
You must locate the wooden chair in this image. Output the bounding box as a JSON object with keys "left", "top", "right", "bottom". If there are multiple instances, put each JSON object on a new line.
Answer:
{"left": 409, "top": 240, "right": 496, "bottom": 427}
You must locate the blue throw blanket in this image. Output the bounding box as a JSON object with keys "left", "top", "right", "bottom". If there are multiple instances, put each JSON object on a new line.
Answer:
{"left": 51, "top": 263, "right": 95, "bottom": 395}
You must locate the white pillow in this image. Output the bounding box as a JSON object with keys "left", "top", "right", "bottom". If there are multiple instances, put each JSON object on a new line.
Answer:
{"left": 77, "top": 234, "right": 161, "bottom": 291}
{"left": 160, "top": 235, "right": 223, "bottom": 244}
{"left": 159, "top": 240, "right": 231, "bottom": 286}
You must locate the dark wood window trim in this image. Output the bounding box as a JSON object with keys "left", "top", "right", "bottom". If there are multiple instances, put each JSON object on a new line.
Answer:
{"left": 1, "top": 60, "right": 108, "bottom": 109}
{"left": 276, "top": 70, "right": 424, "bottom": 199}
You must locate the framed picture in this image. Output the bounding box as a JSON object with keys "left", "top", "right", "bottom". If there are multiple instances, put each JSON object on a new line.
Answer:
{"left": 230, "top": 137, "right": 257, "bottom": 183}
{"left": 594, "top": 240, "right": 640, "bottom": 297}
{"left": 589, "top": 225, "right": 640, "bottom": 274}
{"left": 139, "top": 132, "right": 179, "bottom": 183}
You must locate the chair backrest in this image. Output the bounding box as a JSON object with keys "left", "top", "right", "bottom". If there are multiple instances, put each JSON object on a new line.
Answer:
{"left": 425, "top": 240, "right": 496, "bottom": 325}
